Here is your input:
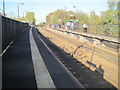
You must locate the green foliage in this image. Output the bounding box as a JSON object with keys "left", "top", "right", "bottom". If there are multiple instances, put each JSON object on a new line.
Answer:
{"left": 46, "top": 9, "right": 70, "bottom": 24}
{"left": 107, "top": 0, "right": 118, "bottom": 10}
{"left": 89, "top": 11, "right": 101, "bottom": 24}
{"left": 46, "top": 9, "right": 89, "bottom": 25}
{"left": 100, "top": 0, "right": 118, "bottom": 24}
{"left": 119, "top": 1, "right": 120, "bottom": 24}
{"left": 24, "top": 12, "right": 36, "bottom": 25}
{"left": 101, "top": 9, "right": 118, "bottom": 24}
{"left": 77, "top": 11, "right": 89, "bottom": 24}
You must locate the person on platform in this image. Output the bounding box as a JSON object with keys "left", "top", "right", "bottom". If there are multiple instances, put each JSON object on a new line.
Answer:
{"left": 62, "top": 23, "right": 65, "bottom": 29}
{"left": 83, "top": 24, "right": 88, "bottom": 32}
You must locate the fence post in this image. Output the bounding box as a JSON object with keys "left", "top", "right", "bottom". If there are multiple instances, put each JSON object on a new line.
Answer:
{"left": 0, "top": 15, "right": 2, "bottom": 90}
{"left": 0, "top": 15, "right": 2, "bottom": 54}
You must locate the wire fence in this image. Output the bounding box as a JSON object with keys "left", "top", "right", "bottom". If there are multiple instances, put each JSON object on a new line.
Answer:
{"left": 77, "top": 24, "right": 119, "bottom": 37}
{"left": 47, "top": 23, "right": 119, "bottom": 37}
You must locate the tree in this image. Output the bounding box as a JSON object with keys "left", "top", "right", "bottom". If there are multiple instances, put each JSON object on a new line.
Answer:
{"left": 46, "top": 9, "right": 70, "bottom": 25}
{"left": 46, "top": 9, "right": 90, "bottom": 25}
{"left": 100, "top": 0, "right": 118, "bottom": 24}
{"left": 24, "top": 12, "right": 36, "bottom": 25}
{"left": 107, "top": 0, "right": 118, "bottom": 10}
{"left": 89, "top": 11, "right": 101, "bottom": 24}
{"left": 101, "top": 9, "right": 118, "bottom": 24}
{"left": 77, "top": 11, "right": 89, "bottom": 24}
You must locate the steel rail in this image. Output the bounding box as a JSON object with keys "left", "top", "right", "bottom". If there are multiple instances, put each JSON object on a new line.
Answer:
{"left": 34, "top": 27, "right": 85, "bottom": 88}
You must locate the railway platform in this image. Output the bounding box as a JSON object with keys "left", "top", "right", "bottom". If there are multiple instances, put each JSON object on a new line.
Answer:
{"left": 2, "top": 26, "right": 83, "bottom": 89}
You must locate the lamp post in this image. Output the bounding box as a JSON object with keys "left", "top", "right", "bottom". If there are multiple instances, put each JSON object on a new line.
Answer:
{"left": 64, "top": 6, "right": 67, "bottom": 23}
{"left": 3, "top": 0, "right": 5, "bottom": 16}
{"left": 73, "top": 6, "right": 78, "bottom": 20}
{"left": 18, "top": 3, "right": 24, "bottom": 18}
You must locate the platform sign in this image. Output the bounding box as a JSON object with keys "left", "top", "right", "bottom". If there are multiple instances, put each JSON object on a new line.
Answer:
{"left": 67, "top": 15, "right": 76, "bottom": 22}
{"left": 70, "top": 16, "right": 75, "bottom": 20}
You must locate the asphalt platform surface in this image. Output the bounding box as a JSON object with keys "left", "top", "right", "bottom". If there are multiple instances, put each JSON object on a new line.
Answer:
{"left": 2, "top": 26, "right": 83, "bottom": 89}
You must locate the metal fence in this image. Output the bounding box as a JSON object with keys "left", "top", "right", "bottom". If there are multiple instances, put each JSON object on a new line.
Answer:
{"left": 78, "top": 24, "right": 119, "bottom": 37}
{"left": 1, "top": 15, "right": 29, "bottom": 52}
{"left": 48, "top": 23, "right": 119, "bottom": 37}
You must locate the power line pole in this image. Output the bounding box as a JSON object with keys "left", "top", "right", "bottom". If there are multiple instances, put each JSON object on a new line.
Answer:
{"left": 18, "top": 3, "right": 24, "bottom": 18}
{"left": 64, "top": 7, "right": 67, "bottom": 23}
{"left": 73, "top": 6, "right": 78, "bottom": 20}
{"left": 18, "top": 5, "right": 19, "bottom": 18}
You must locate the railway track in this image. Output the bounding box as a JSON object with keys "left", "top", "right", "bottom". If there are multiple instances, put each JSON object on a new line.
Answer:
{"left": 35, "top": 27, "right": 117, "bottom": 88}
{"left": 43, "top": 27, "right": 118, "bottom": 63}
{"left": 32, "top": 27, "right": 84, "bottom": 88}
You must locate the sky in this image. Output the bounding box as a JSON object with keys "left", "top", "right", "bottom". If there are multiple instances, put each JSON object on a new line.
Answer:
{"left": 0, "top": 0, "right": 110, "bottom": 24}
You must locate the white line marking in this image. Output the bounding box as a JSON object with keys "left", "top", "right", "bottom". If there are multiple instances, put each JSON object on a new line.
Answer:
{"left": 1, "top": 27, "right": 28, "bottom": 56}
{"left": 0, "top": 41, "right": 14, "bottom": 56}
{"left": 29, "top": 27, "right": 56, "bottom": 88}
